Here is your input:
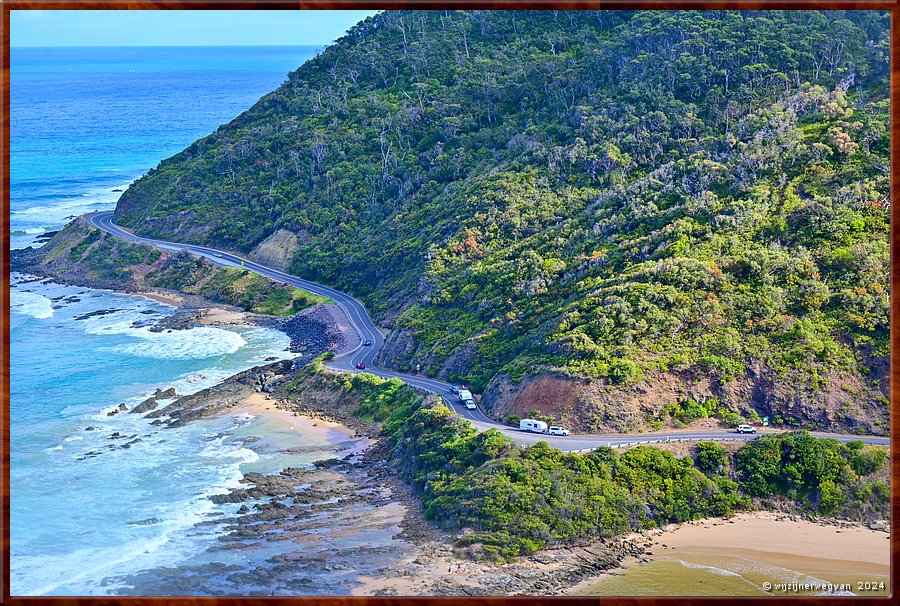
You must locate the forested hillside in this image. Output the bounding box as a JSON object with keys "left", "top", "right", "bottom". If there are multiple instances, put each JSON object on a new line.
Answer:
{"left": 115, "top": 10, "right": 890, "bottom": 434}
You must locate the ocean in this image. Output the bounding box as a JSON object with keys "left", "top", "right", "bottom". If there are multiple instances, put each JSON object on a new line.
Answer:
{"left": 8, "top": 46, "right": 406, "bottom": 596}
{"left": 10, "top": 46, "right": 319, "bottom": 249}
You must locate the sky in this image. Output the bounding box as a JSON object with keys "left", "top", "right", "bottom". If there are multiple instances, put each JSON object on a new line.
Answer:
{"left": 10, "top": 10, "right": 380, "bottom": 47}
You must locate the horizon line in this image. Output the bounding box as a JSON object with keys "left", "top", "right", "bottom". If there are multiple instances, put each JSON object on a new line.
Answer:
{"left": 11, "top": 43, "right": 327, "bottom": 48}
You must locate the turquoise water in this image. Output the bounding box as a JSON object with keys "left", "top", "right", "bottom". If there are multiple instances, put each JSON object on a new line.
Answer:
{"left": 9, "top": 45, "right": 344, "bottom": 595}
{"left": 10, "top": 274, "right": 298, "bottom": 594}
{"left": 10, "top": 46, "right": 319, "bottom": 249}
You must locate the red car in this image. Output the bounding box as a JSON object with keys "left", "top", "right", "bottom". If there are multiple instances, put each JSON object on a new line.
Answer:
{"left": 355, "top": 362, "right": 366, "bottom": 370}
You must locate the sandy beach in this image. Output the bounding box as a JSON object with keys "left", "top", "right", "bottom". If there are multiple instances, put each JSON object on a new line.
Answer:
{"left": 200, "top": 307, "right": 250, "bottom": 325}
{"left": 230, "top": 391, "right": 372, "bottom": 456}
{"left": 137, "top": 289, "right": 185, "bottom": 307}
{"left": 136, "top": 288, "right": 253, "bottom": 325}
{"left": 571, "top": 512, "right": 890, "bottom": 596}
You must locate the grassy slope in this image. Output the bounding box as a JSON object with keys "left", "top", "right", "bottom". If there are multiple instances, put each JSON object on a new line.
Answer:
{"left": 25, "top": 219, "right": 327, "bottom": 316}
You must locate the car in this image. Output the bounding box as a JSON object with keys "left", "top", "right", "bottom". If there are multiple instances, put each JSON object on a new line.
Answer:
{"left": 548, "top": 426, "right": 570, "bottom": 436}
{"left": 449, "top": 386, "right": 460, "bottom": 395}
{"left": 212, "top": 253, "right": 223, "bottom": 258}
{"left": 736, "top": 424, "right": 756, "bottom": 434}
{"left": 362, "top": 339, "right": 372, "bottom": 346}
{"left": 355, "top": 362, "right": 366, "bottom": 370}
{"left": 465, "top": 401, "right": 477, "bottom": 410}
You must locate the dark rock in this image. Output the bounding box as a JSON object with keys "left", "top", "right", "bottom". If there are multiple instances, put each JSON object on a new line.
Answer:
{"left": 210, "top": 489, "right": 251, "bottom": 504}
{"left": 149, "top": 310, "right": 204, "bottom": 332}
{"left": 73, "top": 308, "right": 122, "bottom": 321}
{"left": 264, "top": 304, "right": 347, "bottom": 357}
{"left": 155, "top": 387, "right": 177, "bottom": 399}
{"left": 127, "top": 517, "right": 163, "bottom": 526}
{"left": 149, "top": 359, "right": 292, "bottom": 428}
{"left": 313, "top": 458, "right": 344, "bottom": 469}
{"left": 34, "top": 230, "right": 60, "bottom": 242}
{"left": 131, "top": 396, "right": 159, "bottom": 414}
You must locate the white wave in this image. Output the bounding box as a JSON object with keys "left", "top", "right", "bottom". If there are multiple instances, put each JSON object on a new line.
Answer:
{"left": 11, "top": 179, "right": 135, "bottom": 223}
{"left": 42, "top": 445, "right": 63, "bottom": 453}
{"left": 63, "top": 436, "right": 83, "bottom": 443}
{"left": 10, "top": 421, "right": 268, "bottom": 595}
{"left": 84, "top": 314, "right": 247, "bottom": 360}
{"left": 11, "top": 432, "right": 258, "bottom": 595}
{"left": 200, "top": 442, "right": 259, "bottom": 466}
{"left": 112, "top": 328, "right": 246, "bottom": 360}
{"left": 10, "top": 290, "right": 55, "bottom": 319}
{"left": 11, "top": 521, "right": 191, "bottom": 596}
{"left": 677, "top": 559, "right": 742, "bottom": 577}
{"left": 12, "top": 198, "right": 109, "bottom": 221}
{"left": 232, "top": 413, "right": 257, "bottom": 427}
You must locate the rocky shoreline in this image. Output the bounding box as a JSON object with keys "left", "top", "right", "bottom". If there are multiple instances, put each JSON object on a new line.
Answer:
{"left": 9, "top": 269, "right": 699, "bottom": 595}
{"left": 95, "top": 340, "right": 654, "bottom": 595}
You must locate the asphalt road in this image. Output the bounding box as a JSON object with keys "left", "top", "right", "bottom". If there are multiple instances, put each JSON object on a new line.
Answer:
{"left": 84, "top": 211, "right": 890, "bottom": 451}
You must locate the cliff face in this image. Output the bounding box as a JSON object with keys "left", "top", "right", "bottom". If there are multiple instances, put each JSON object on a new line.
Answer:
{"left": 249, "top": 228, "right": 300, "bottom": 272}
{"left": 482, "top": 365, "right": 888, "bottom": 437}
{"left": 112, "top": 10, "right": 890, "bottom": 433}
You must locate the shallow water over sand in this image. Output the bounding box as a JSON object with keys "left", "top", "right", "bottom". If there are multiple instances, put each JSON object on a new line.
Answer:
{"left": 575, "top": 516, "right": 890, "bottom": 597}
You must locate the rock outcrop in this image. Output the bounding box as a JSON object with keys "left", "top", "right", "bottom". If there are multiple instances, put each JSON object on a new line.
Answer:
{"left": 249, "top": 229, "right": 299, "bottom": 272}
{"left": 145, "top": 359, "right": 293, "bottom": 428}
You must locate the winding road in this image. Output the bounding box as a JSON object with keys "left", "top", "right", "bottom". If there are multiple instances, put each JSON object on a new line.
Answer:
{"left": 84, "top": 211, "right": 890, "bottom": 451}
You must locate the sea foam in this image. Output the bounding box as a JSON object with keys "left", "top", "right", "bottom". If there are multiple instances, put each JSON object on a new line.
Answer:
{"left": 11, "top": 290, "right": 55, "bottom": 319}
{"left": 84, "top": 315, "right": 247, "bottom": 360}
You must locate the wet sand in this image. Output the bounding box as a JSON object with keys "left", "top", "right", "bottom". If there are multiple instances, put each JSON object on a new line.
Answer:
{"left": 230, "top": 392, "right": 371, "bottom": 456}
{"left": 135, "top": 289, "right": 250, "bottom": 325}
{"left": 137, "top": 289, "right": 185, "bottom": 307}
{"left": 200, "top": 307, "right": 250, "bottom": 325}
{"left": 571, "top": 512, "right": 890, "bottom": 596}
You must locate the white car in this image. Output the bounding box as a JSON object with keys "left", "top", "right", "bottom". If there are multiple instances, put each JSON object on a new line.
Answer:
{"left": 736, "top": 424, "right": 757, "bottom": 434}
{"left": 548, "top": 426, "right": 570, "bottom": 436}
{"left": 465, "top": 401, "right": 477, "bottom": 410}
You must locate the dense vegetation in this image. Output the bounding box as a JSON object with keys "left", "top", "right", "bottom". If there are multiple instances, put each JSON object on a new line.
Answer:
{"left": 116, "top": 11, "right": 889, "bottom": 431}
{"left": 32, "top": 220, "right": 324, "bottom": 316}
{"left": 736, "top": 431, "right": 889, "bottom": 518}
{"left": 288, "top": 362, "right": 888, "bottom": 561}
